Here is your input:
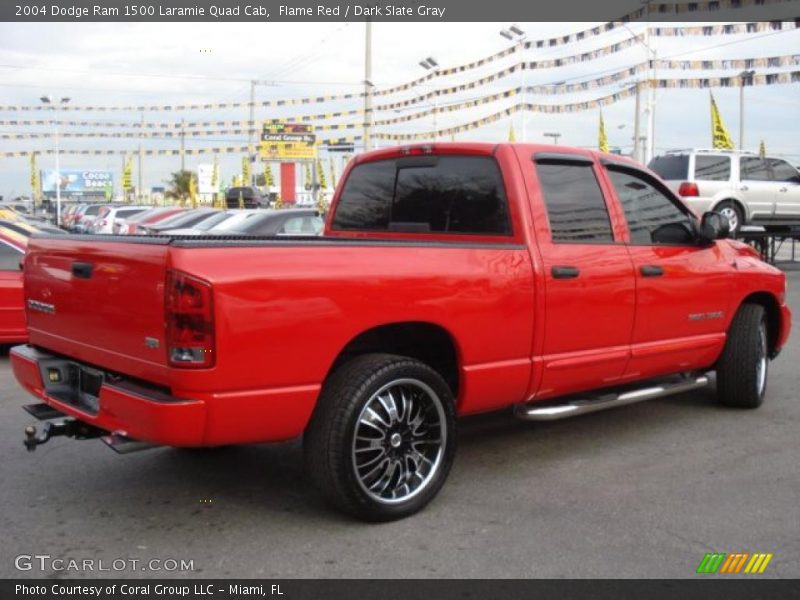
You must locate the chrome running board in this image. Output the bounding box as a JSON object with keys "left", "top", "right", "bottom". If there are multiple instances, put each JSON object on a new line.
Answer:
{"left": 101, "top": 433, "right": 156, "bottom": 454}
{"left": 514, "top": 375, "right": 709, "bottom": 421}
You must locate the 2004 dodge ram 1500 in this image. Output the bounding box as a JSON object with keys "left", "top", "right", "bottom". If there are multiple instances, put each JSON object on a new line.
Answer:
{"left": 12, "top": 143, "right": 792, "bottom": 521}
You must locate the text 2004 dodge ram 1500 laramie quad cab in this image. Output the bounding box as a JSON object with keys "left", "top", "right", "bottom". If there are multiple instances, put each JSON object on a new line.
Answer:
{"left": 12, "top": 143, "right": 792, "bottom": 521}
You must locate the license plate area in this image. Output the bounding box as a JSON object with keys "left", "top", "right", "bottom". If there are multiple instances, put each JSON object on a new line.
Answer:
{"left": 39, "top": 360, "right": 104, "bottom": 415}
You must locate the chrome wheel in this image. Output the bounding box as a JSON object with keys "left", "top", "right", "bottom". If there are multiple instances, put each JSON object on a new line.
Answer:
{"left": 756, "top": 321, "right": 768, "bottom": 397}
{"left": 351, "top": 378, "right": 446, "bottom": 505}
{"left": 719, "top": 206, "right": 740, "bottom": 233}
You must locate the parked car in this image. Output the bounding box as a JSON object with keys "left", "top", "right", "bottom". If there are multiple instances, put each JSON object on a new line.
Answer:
{"left": 161, "top": 209, "right": 243, "bottom": 235}
{"left": 71, "top": 203, "right": 106, "bottom": 233}
{"left": 118, "top": 207, "right": 185, "bottom": 234}
{"left": 0, "top": 230, "right": 26, "bottom": 343}
{"left": 139, "top": 208, "right": 219, "bottom": 235}
{"left": 224, "top": 209, "right": 323, "bottom": 236}
{"left": 0, "top": 220, "right": 61, "bottom": 237}
{"left": 14, "top": 143, "right": 791, "bottom": 521}
{"left": 648, "top": 149, "right": 800, "bottom": 235}
{"left": 90, "top": 206, "right": 150, "bottom": 234}
{"left": 224, "top": 186, "right": 268, "bottom": 209}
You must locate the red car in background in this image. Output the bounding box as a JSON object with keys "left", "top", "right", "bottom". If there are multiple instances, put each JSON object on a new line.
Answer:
{"left": 0, "top": 230, "right": 26, "bottom": 343}
{"left": 118, "top": 207, "right": 185, "bottom": 234}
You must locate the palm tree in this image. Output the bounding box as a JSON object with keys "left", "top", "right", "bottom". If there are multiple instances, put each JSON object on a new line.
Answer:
{"left": 166, "top": 170, "right": 195, "bottom": 205}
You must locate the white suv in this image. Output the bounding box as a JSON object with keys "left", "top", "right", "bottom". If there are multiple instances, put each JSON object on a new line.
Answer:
{"left": 648, "top": 149, "right": 800, "bottom": 234}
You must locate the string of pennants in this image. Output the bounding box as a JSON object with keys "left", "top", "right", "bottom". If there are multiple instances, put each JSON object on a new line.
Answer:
{"left": 3, "top": 52, "right": 799, "bottom": 135}
{"left": 0, "top": 17, "right": 796, "bottom": 113}
{"left": 4, "top": 64, "right": 798, "bottom": 139}
{"left": 4, "top": 69, "right": 798, "bottom": 156}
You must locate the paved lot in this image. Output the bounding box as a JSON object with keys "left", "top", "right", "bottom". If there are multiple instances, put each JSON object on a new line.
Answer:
{"left": 0, "top": 269, "right": 798, "bottom": 579}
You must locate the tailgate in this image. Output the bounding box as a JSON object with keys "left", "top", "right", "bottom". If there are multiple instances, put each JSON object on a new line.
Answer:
{"left": 24, "top": 235, "right": 172, "bottom": 384}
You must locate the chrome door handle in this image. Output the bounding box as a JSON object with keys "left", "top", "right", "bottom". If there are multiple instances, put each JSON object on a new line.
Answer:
{"left": 739, "top": 185, "right": 749, "bottom": 191}
{"left": 779, "top": 187, "right": 788, "bottom": 192}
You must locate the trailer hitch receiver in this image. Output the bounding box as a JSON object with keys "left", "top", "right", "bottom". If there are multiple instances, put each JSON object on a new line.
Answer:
{"left": 24, "top": 419, "right": 105, "bottom": 452}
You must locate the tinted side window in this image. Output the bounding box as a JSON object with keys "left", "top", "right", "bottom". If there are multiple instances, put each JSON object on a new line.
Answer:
{"left": 740, "top": 157, "right": 771, "bottom": 181}
{"left": 535, "top": 162, "right": 613, "bottom": 243}
{"left": 648, "top": 155, "right": 689, "bottom": 180}
{"left": 0, "top": 242, "right": 21, "bottom": 271}
{"left": 332, "top": 160, "right": 394, "bottom": 231}
{"left": 694, "top": 155, "right": 731, "bottom": 181}
{"left": 333, "top": 156, "right": 510, "bottom": 235}
{"left": 608, "top": 169, "right": 695, "bottom": 245}
{"left": 392, "top": 157, "right": 510, "bottom": 234}
{"left": 768, "top": 159, "right": 800, "bottom": 183}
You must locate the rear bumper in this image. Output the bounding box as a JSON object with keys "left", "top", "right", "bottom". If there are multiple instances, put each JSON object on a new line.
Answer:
{"left": 11, "top": 345, "right": 321, "bottom": 447}
{"left": 11, "top": 345, "right": 206, "bottom": 447}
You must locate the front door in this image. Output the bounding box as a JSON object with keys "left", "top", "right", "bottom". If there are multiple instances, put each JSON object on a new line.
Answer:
{"left": 601, "top": 163, "right": 733, "bottom": 381}
{"left": 525, "top": 153, "right": 636, "bottom": 399}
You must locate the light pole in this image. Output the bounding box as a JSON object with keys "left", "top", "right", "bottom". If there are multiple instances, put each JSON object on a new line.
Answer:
{"left": 544, "top": 132, "right": 561, "bottom": 145}
{"left": 418, "top": 57, "right": 439, "bottom": 140}
{"left": 40, "top": 95, "right": 70, "bottom": 227}
{"left": 500, "top": 25, "right": 527, "bottom": 142}
{"left": 739, "top": 69, "right": 756, "bottom": 150}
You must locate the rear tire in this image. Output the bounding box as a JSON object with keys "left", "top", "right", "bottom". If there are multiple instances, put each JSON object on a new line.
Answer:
{"left": 716, "top": 304, "right": 768, "bottom": 408}
{"left": 304, "top": 353, "right": 456, "bottom": 521}
{"left": 716, "top": 200, "right": 744, "bottom": 236}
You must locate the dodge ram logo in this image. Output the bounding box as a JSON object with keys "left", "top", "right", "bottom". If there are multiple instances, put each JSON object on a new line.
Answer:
{"left": 27, "top": 299, "right": 56, "bottom": 315}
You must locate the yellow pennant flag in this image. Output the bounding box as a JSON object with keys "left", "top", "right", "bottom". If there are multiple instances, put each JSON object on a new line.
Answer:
{"left": 316, "top": 159, "right": 327, "bottom": 190}
{"left": 759, "top": 140, "right": 766, "bottom": 159}
{"left": 263, "top": 162, "right": 274, "bottom": 187}
{"left": 122, "top": 155, "right": 133, "bottom": 192}
{"left": 598, "top": 111, "right": 609, "bottom": 153}
{"left": 211, "top": 155, "right": 219, "bottom": 189}
{"left": 241, "top": 156, "right": 251, "bottom": 185}
{"left": 508, "top": 122, "right": 516, "bottom": 142}
{"left": 29, "top": 152, "right": 38, "bottom": 190}
{"left": 710, "top": 93, "right": 734, "bottom": 150}
{"left": 189, "top": 173, "right": 198, "bottom": 209}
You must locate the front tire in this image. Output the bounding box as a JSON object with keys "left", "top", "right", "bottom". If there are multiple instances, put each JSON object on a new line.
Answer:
{"left": 304, "top": 354, "right": 456, "bottom": 521}
{"left": 716, "top": 304, "right": 768, "bottom": 408}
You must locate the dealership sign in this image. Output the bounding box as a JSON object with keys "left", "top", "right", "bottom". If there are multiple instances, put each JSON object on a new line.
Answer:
{"left": 41, "top": 169, "right": 113, "bottom": 195}
{"left": 259, "top": 122, "right": 317, "bottom": 161}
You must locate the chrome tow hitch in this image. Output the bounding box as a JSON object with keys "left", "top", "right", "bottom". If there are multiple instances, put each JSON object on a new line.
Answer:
{"left": 23, "top": 419, "right": 106, "bottom": 452}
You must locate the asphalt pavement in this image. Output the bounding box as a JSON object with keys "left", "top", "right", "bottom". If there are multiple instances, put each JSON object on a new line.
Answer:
{"left": 1, "top": 268, "right": 798, "bottom": 579}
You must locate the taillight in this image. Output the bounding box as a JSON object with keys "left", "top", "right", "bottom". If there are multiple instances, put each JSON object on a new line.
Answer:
{"left": 678, "top": 182, "right": 699, "bottom": 197}
{"left": 165, "top": 270, "right": 215, "bottom": 368}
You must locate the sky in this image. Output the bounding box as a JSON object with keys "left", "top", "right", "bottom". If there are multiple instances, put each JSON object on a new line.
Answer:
{"left": 0, "top": 20, "right": 798, "bottom": 198}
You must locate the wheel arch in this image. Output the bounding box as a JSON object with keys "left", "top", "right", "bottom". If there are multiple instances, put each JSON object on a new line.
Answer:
{"left": 711, "top": 197, "right": 749, "bottom": 222}
{"left": 737, "top": 291, "right": 782, "bottom": 358}
{"left": 327, "top": 322, "right": 461, "bottom": 398}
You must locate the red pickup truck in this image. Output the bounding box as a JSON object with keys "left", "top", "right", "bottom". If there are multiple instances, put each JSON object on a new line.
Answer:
{"left": 12, "top": 143, "right": 792, "bottom": 521}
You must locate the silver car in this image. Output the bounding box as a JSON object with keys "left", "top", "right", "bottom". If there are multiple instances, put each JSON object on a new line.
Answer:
{"left": 648, "top": 149, "right": 800, "bottom": 234}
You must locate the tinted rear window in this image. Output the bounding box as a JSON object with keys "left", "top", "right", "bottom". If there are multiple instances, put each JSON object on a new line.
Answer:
{"left": 535, "top": 161, "right": 613, "bottom": 243}
{"left": 333, "top": 156, "right": 511, "bottom": 235}
{"left": 648, "top": 155, "right": 689, "bottom": 180}
{"left": 694, "top": 155, "right": 731, "bottom": 181}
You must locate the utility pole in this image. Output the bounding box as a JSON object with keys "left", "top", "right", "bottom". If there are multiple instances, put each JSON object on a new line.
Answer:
{"left": 633, "top": 81, "right": 641, "bottom": 163}
{"left": 544, "top": 132, "right": 561, "bottom": 145}
{"left": 180, "top": 118, "right": 185, "bottom": 171}
{"left": 249, "top": 81, "right": 256, "bottom": 184}
{"left": 363, "top": 19, "right": 373, "bottom": 152}
{"left": 739, "top": 69, "right": 756, "bottom": 150}
{"left": 138, "top": 111, "right": 144, "bottom": 201}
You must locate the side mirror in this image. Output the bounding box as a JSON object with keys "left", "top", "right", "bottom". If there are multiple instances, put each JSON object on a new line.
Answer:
{"left": 699, "top": 211, "right": 730, "bottom": 243}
